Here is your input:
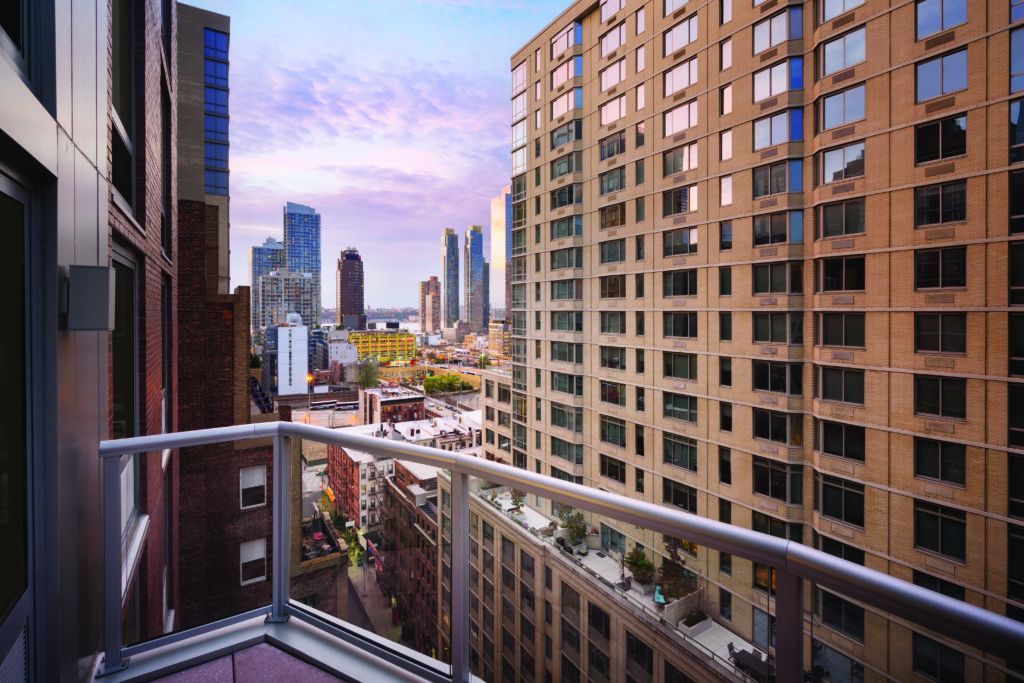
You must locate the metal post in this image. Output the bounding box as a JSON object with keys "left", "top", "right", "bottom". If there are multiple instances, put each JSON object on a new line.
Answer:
{"left": 449, "top": 472, "right": 470, "bottom": 682}
{"left": 100, "top": 454, "right": 127, "bottom": 674}
{"left": 774, "top": 569, "right": 803, "bottom": 683}
{"left": 268, "top": 434, "right": 291, "bottom": 623}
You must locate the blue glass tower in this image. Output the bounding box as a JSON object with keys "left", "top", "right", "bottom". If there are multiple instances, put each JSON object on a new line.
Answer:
{"left": 441, "top": 228, "right": 459, "bottom": 328}
{"left": 464, "top": 225, "right": 486, "bottom": 334}
{"left": 283, "top": 202, "right": 321, "bottom": 329}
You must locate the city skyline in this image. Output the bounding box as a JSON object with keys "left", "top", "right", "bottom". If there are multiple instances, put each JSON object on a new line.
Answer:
{"left": 185, "top": 0, "right": 564, "bottom": 308}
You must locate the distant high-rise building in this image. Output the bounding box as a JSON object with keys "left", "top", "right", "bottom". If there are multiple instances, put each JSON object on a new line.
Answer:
{"left": 419, "top": 276, "right": 441, "bottom": 335}
{"left": 490, "top": 185, "right": 511, "bottom": 317}
{"left": 335, "top": 247, "right": 366, "bottom": 330}
{"left": 256, "top": 269, "right": 315, "bottom": 330}
{"left": 248, "top": 236, "right": 285, "bottom": 337}
{"left": 463, "top": 225, "right": 486, "bottom": 334}
{"left": 441, "top": 228, "right": 459, "bottom": 328}
{"left": 482, "top": 260, "right": 490, "bottom": 328}
{"left": 283, "top": 201, "right": 321, "bottom": 329}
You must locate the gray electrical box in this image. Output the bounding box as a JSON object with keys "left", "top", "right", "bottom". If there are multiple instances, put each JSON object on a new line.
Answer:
{"left": 68, "top": 265, "right": 115, "bottom": 331}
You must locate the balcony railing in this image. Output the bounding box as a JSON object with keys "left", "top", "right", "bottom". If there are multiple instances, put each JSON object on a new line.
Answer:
{"left": 99, "top": 422, "right": 1024, "bottom": 681}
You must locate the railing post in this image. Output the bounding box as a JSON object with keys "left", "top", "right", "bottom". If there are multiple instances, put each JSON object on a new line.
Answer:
{"left": 268, "top": 433, "right": 291, "bottom": 623}
{"left": 774, "top": 570, "right": 803, "bottom": 682}
{"left": 449, "top": 471, "right": 470, "bottom": 682}
{"left": 100, "top": 454, "right": 127, "bottom": 674}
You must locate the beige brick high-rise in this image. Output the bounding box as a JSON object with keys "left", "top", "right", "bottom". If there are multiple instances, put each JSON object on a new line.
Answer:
{"left": 478, "top": 0, "right": 1024, "bottom": 679}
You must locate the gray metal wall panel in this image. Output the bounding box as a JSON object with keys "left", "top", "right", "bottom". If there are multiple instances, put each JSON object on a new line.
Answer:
{"left": 71, "top": 0, "right": 98, "bottom": 166}
{"left": 54, "top": 0, "right": 73, "bottom": 134}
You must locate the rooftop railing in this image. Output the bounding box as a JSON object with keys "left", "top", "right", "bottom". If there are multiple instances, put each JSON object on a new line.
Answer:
{"left": 99, "top": 421, "right": 1024, "bottom": 681}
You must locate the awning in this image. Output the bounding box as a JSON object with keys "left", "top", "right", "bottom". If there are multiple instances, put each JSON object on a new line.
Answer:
{"left": 325, "top": 486, "right": 335, "bottom": 503}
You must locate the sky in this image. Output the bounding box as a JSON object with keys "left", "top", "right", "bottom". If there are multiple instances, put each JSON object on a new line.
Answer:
{"left": 189, "top": 0, "right": 563, "bottom": 309}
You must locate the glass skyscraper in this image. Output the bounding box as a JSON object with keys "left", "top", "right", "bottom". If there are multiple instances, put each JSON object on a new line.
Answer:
{"left": 248, "top": 236, "right": 285, "bottom": 337}
{"left": 441, "top": 228, "right": 459, "bottom": 328}
{"left": 283, "top": 201, "right": 321, "bottom": 329}
{"left": 463, "top": 225, "right": 486, "bottom": 334}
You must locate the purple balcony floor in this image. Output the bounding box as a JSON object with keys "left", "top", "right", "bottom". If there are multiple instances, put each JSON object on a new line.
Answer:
{"left": 154, "top": 643, "right": 341, "bottom": 683}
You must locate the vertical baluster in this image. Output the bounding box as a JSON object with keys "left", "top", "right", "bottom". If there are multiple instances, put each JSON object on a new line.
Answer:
{"left": 449, "top": 471, "right": 470, "bottom": 682}
{"left": 269, "top": 434, "right": 291, "bottom": 622}
{"left": 774, "top": 570, "right": 803, "bottom": 682}
{"left": 102, "top": 454, "right": 126, "bottom": 673}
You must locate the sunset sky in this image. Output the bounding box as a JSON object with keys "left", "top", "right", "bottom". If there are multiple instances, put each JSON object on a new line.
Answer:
{"left": 190, "top": 0, "right": 562, "bottom": 309}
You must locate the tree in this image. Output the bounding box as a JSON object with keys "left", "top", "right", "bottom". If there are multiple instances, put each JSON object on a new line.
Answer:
{"left": 510, "top": 489, "right": 526, "bottom": 508}
{"left": 558, "top": 508, "right": 587, "bottom": 546}
{"left": 624, "top": 548, "right": 656, "bottom": 584}
{"left": 658, "top": 543, "right": 697, "bottom": 599}
{"left": 249, "top": 353, "right": 261, "bottom": 369}
{"left": 477, "top": 354, "right": 490, "bottom": 368}
{"left": 357, "top": 361, "right": 380, "bottom": 388}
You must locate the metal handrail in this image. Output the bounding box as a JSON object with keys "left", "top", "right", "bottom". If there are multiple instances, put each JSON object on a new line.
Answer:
{"left": 98, "top": 422, "right": 1024, "bottom": 681}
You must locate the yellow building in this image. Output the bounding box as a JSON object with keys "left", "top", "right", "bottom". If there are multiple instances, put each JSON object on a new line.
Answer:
{"left": 348, "top": 331, "right": 416, "bottom": 364}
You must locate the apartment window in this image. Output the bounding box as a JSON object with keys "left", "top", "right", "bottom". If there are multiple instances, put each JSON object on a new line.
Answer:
{"left": 552, "top": 55, "right": 583, "bottom": 89}
{"left": 240, "top": 466, "right": 266, "bottom": 508}
{"left": 601, "top": 346, "right": 627, "bottom": 370}
{"left": 663, "top": 269, "right": 697, "bottom": 297}
{"left": 551, "top": 119, "right": 583, "bottom": 149}
{"left": 915, "top": 375, "right": 967, "bottom": 419}
{"left": 917, "top": 50, "right": 967, "bottom": 102}
{"left": 922, "top": 0, "right": 968, "bottom": 40}
{"left": 720, "top": 312, "right": 733, "bottom": 341}
{"left": 664, "top": 392, "right": 698, "bottom": 423}
{"left": 1016, "top": 0, "right": 1024, "bottom": 23}
{"left": 754, "top": 564, "right": 776, "bottom": 595}
{"left": 240, "top": 538, "right": 267, "bottom": 585}
{"left": 916, "top": 115, "right": 967, "bottom": 164}
{"left": 601, "top": 311, "right": 627, "bottom": 334}
{"left": 753, "top": 9, "right": 802, "bottom": 54}
{"left": 551, "top": 372, "right": 583, "bottom": 397}
{"left": 635, "top": 273, "right": 645, "bottom": 297}
{"left": 636, "top": 197, "right": 646, "bottom": 222}
{"left": 823, "top": 28, "right": 866, "bottom": 76}
{"left": 753, "top": 160, "right": 801, "bottom": 198}
{"left": 663, "top": 16, "right": 698, "bottom": 55}
{"left": 720, "top": 402, "right": 733, "bottom": 431}
{"left": 664, "top": 57, "right": 699, "bottom": 96}
{"left": 754, "top": 110, "right": 803, "bottom": 150}
{"left": 718, "top": 447, "right": 732, "bottom": 485}
{"left": 551, "top": 311, "right": 583, "bottom": 333}
{"left": 721, "top": 130, "right": 733, "bottom": 160}
{"left": 1012, "top": 526, "right": 1024, "bottom": 599}
{"left": 551, "top": 151, "right": 582, "bottom": 180}
{"left": 819, "top": 312, "right": 865, "bottom": 347}
{"left": 551, "top": 279, "right": 582, "bottom": 300}
{"left": 662, "top": 352, "right": 698, "bottom": 381}
{"left": 664, "top": 100, "right": 699, "bottom": 136}
{"left": 600, "top": 203, "right": 627, "bottom": 230}
{"left": 663, "top": 311, "right": 698, "bottom": 338}
{"left": 818, "top": 419, "right": 866, "bottom": 462}
{"left": 820, "top": 256, "right": 865, "bottom": 291}
{"left": 636, "top": 158, "right": 645, "bottom": 184}
{"left": 663, "top": 142, "right": 698, "bottom": 176}
{"left": 636, "top": 6, "right": 646, "bottom": 32}
{"left": 754, "top": 457, "right": 802, "bottom": 504}
{"left": 823, "top": 0, "right": 864, "bottom": 21}
{"left": 822, "top": 85, "right": 865, "bottom": 130}
{"left": 820, "top": 366, "right": 865, "bottom": 404}
{"left": 636, "top": 235, "right": 645, "bottom": 260}
{"left": 754, "top": 212, "right": 803, "bottom": 246}
{"left": 1013, "top": 314, "right": 1024, "bottom": 376}
{"left": 753, "top": 312, "right": 803, "bottom": 344}
{"left": 915, "top": 500, "right": 967, "bottom": 560}
{"left": 753, "top": 59, "right": 803, "bottom": 102}
{"left": 551, "top": 342, "right": 583, "bottom": 364}
{"left": 915, "top": 247, "right": 966, "bottom": 289}
{"left": 663, "top": 227, "right": 698, "bottom": 256}
{"left": 913, "top": 632, "right": 966, "bottom": 682}
{"left": 720, "top": 221, "right": 732, "bottom": 250}
{"left": 599, "top": 168, "right": 626, "bottom": 196}
{"left": 551, "top": 216, "right": 583, "bottom": 240}
{"left": 551, "top": 403, "right": 583, "bottom": 433}
{"left": 600, "top": 275, "right": 627, "bottom": 299}
{"left": 663, "top": 186, "right": 698, "bottom": 216}
{"left": 720, "top": 267, "right": 732, "bottom": 296}
{"left": 600, "top": 454, "right": 627, "bottom": 483}
{"left": 754, "top": 361, "right": 803, "bottom": 396}
{"left": 599, "top": 239, "right": 626, "bottom": 264}
{"left": 601, "top": 381, "right": 626, "bottom": 406}
{"left": 721, "top": 39, "right": 732, "bottom": 69}
{"left": 821, "top": 199, "right": 865, "bottom": 238}
{"left": 1014, "top": 243, "right": 1024, "bottom": 304}
{"left": 1013, "top": 101, "right": 1024, "bottom": 164}
{"left": 721, "top": 84, "right": 733, "bottom": 114}
{"left": 551, "top": 438, "right": 583, "bottom": 466}
{"left": 915, "top": 313, "right": 966, "bottom": 353}
{"left": 720, "top": 358, "right": 733, "bottom": 386}
{"left": 822, "top": 142, "right": 865, "bottom": 184}
{"left": 663, "top": 479, "right": 697, "bottom": 513}
{"left": 818, "top": 475, "right": 864, "bottom": 527}
{"left": 915, "top": 182, "right": 966, "bottom": 227}
{"left": 915, "top": 437, "right": 966, "bottom": 485}
{"left": 754, "top": 511, "right": 801, "bottom": 541}
{"left": 550, "top": 184, "right": 582, "bottom": 210}
{"left": 819, "top": 589, "right": 865, "bottom": 641}
{"left": 600, "top": 21, "right": 627, "bottom": 57}
{"left": 721, "top": 0, "right": 732, "bottom": 22}
{"left": 600, "top": 94, "right": 627, "bottom": 126}
{"left": 719, "top": 499, "right": 732, "bottom": 525}
{"left": 753, "top": 409, "right": 802, "bottom": 445}
{"left": 551, "top": 247, "right": 583, "bottom": 270}
{"left": 721, "top": 177, "right": 733, "bottom": 206}
{"left": 664, "top": 433, "right": 698, "bottom": 471}
{"left": 638, "top": 311, "right": 646, "bottom": 337}
{"left": 636, "top": 46, "right": 646, "bottom": 72}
